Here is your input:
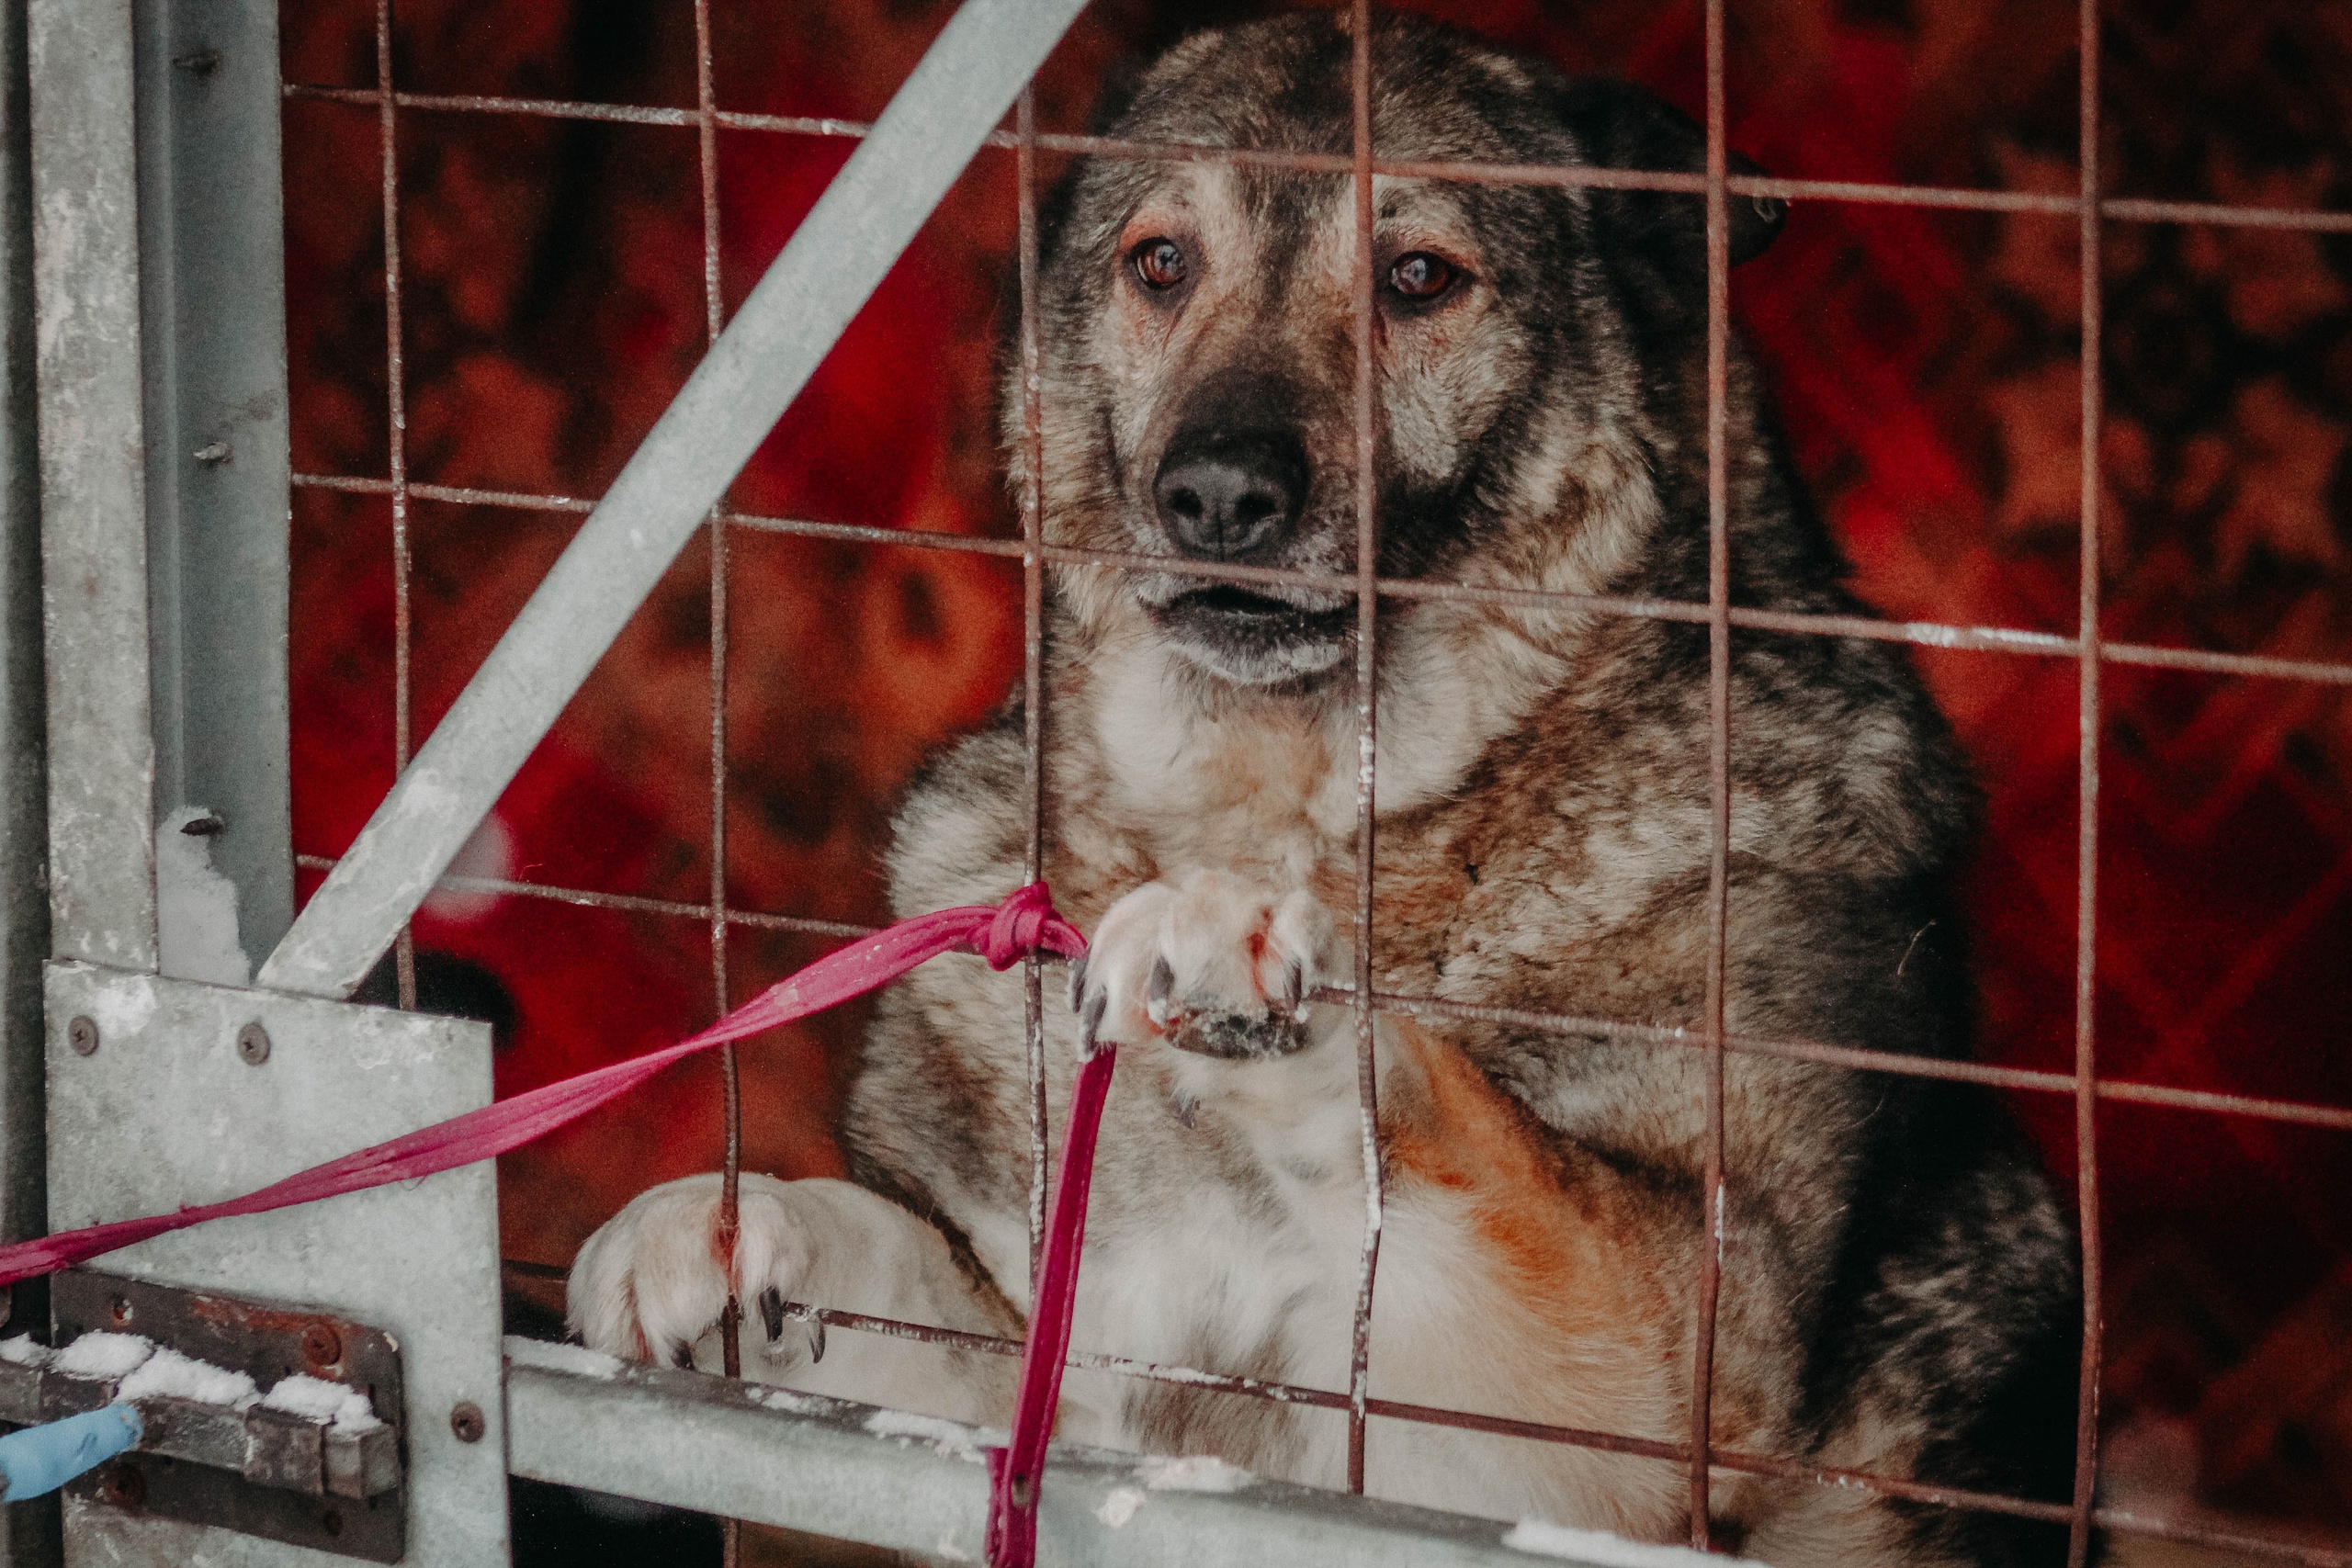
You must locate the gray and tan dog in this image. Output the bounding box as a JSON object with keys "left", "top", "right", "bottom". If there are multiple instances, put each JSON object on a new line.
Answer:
{"left": 571, "top": 13, "right": 2083, "bottom": 1563}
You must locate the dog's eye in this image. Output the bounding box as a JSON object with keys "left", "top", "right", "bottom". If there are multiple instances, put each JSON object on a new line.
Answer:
{"left": 1387, "top": 252, "right": 1457, "bottom": 301}
{"left": 1131, "top": 239, "right": 1189, "bottom": 291}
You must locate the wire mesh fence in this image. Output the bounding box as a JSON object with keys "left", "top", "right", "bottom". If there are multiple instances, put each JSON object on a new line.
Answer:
{"left": 282, "top": 2, "right": 2352, "bottom": 1563}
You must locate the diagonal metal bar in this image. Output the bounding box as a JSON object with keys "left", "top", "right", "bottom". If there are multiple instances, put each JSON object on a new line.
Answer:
{"left": 258, "top": 0, "right": 1090, "bottom": 998}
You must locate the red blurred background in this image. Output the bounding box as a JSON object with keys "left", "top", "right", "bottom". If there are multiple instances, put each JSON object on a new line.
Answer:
{"left": 277, "top": 0, "right": 2352, "bottom": 1555}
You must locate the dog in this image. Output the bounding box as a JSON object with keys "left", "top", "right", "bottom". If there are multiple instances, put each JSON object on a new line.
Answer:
{"left": 570, "top": 13, "right": 2084, "bottom": 1562}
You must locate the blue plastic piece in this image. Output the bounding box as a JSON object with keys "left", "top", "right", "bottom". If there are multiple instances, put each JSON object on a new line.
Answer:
{"left": 0, "top": 1404, "right": 142, "bottom": 1503}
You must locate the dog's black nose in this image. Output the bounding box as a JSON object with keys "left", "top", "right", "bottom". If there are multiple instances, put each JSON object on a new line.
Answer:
{"left": 1152, "top": 428, "right": 1307, "bottom": 561}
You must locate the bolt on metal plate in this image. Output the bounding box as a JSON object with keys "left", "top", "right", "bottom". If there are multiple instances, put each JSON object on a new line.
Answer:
{"left": 67, "top": 1015, "right": 98, "bottom": 1055}
{"left": 302, "top": 1324, "right": 342, "bottom": 1371}
{"left": 236, "top": 1021, "right": 271, "bottom": 1065}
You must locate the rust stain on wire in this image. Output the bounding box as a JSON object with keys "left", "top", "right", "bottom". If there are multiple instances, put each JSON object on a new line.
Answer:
{"left": 2067, "top": 3, "right": 2108, "bottom": 1562}
{"left": 290, "top": 474, "right": 2352, "bottom": 689}
{"left": 302, "top": 836, "right": 2352, "bottom": 1136}
{"left": 291, "top": 858, "right": 2352, "bottom": 1146}
{"left": 294, "top": 853, "right": 873, "bottom": 939}
{"left": 1343, "top": 0, "right": 1385, "bottom": 1498}
{"left": 1016, "top": 86, "right": 1052, "bottom": 1297}
{"left": 688, "top": 28, "right": 746, "bottom": 1545}
{"left": 278, "top": 81, "right": 2352, "bottom": 234}
{"left": 370, "top": 0, "right": 418, "bottom": 1014}
{"left": 1686, "top": 0, "right": 1733, "bottom": 1544}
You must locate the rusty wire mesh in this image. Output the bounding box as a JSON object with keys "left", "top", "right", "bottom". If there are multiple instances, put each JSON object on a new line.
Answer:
{"left": 290, "top": 1, "right": 2352, "bottom": 1563}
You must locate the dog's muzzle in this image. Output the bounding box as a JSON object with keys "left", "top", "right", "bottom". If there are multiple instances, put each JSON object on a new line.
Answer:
{"left": 1139, "top": 374, "right": 1351, "bottom": 683}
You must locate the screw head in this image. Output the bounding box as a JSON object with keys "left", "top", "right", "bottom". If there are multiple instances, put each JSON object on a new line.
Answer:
{"left": 236, "top": 1021, "right": 271, "bottom": 1065}
{"left": 449, "top": 1401, "right": 486, "bottom": 1443}
{"left": 300, "top": 1324, "right": 343, "bottom": 1370}
{"left": 67, "top": 1016, "right": 98, "bottom": 1056}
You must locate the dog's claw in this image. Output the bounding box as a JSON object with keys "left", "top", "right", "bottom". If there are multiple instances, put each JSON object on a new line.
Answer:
{"left": 1283, "top": 960, "right": 1306, "bottom": 1017}
{"left": 758, "top": 1286, "right": 785, "bottom": 1343}
{"left": 1078, "top": 987, "right": 1108, "bottom": 1057}
{"left": 1148, "top": 955, "right": 1176, "bottom": 1025}
{"left": 806, "top": 1318, "right": 827, "bottom": 1364}
{"left": 1068, "top": 954, "right": 1089, "bottom": 1011}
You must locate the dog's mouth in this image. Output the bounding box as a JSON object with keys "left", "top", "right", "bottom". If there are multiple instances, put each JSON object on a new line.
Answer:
{"left": 1149, "top": 586, "right": 1351, "bottom": 662}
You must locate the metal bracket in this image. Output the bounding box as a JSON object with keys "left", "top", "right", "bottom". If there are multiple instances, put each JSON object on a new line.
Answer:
{"left": 0, "top": 1273, "right": 407, "bottom": 1560}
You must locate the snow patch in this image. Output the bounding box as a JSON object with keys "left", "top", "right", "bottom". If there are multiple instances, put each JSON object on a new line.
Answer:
{"left": 1127, "top": 1361, "right": 1244, "bottom": 1389}
{"left": 1501, "top": 1520, "right": 1763, "bottom": 1566}
{"left": 752, "top": 1387, "right": 830, "bottom": 1417}
{"left": 53, "top": 1332, "right": 153, "bottom": 1382}
{"left": 505, "top": 1337, "right": 624, "bottom": 1381}
{"left": 117, "top": 1347, "right": 259, "bottom": 1410}
{"left": 862, "top": 1409, "right": 1001, "bottom": 1461}
{"left": 156, "top": 806, "right": 253, "bottom": 987}
{"left": 1138, "top": 1454, "right": 1251, "bottom": 1493}
{"left": 0, "top": 1336, "right": 51, "bottom": 1369}
{"left": 1096, "top": 1484, "right": 1146, "bottom": 1527}
{"left": 261, "top": 1373, "right": 382, "bottom": 1432}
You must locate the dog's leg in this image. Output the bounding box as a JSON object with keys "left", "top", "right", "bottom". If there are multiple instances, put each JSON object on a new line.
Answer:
{"left": 569, "top": 1173, "right": 1020, "bottom": 1425}
{"left": 1073, "top": 878, "right": 1718, "bottom": 1534}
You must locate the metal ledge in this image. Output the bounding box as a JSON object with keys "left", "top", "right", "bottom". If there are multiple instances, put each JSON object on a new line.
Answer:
{"left": 503, "top": 1337, "right": 1613, "bottom": 1568}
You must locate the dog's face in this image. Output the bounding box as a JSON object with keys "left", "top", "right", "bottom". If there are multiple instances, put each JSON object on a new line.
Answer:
{"left": 1020, "top": 16, "right": 1781, "bottom": 687}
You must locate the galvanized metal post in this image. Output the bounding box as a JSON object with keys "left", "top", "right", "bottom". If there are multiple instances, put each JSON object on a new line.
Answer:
{"left": 27, "top": 0, "right": 156, "bottom": 975}
{"left": 130, "top": 0, "right": 294, "bottom": 966}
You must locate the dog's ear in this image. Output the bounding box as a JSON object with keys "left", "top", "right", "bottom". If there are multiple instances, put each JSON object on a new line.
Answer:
{"left": 1551, "top": 78, "right": 1786, "bottom": 268}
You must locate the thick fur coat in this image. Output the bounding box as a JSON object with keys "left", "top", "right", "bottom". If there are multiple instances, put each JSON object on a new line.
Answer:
{"left": 571, "top": 15, "right": 2084, "bottom": 1563}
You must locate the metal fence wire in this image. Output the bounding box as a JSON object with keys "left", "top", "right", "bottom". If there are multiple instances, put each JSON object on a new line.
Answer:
{"left": 279, "top": 1, "right": 2352, "bottom": 1565}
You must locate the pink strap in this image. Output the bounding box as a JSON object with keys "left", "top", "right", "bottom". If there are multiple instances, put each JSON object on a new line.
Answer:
{"left": 0, "top": 884, "right": 1084, "bottom": 1287}
{"left": 985, "top": 1042, "right": 1114, "bottom": 1567}
{"left": 6, "top": 881, "right": 1104, "bottom": 1566}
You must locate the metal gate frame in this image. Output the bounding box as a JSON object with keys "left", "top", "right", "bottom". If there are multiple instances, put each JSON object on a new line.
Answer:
{"left": 5, "top": 0, "right": 1645, "bottom": 1562}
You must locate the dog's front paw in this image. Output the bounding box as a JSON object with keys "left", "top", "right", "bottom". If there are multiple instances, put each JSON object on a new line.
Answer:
{"left": 1073, "top": 870, "right": 1333, "bottom": 1060}
{"left": 569, "top": 1172, "right": 831, "bottom": 1372}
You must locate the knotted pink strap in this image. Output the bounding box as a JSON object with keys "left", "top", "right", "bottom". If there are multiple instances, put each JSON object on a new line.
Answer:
{"left": 0, "top": 882, "right": 1109, "bottom": 1567}
{"left": 0, "top": 885, "right": 1085, "bottom": 1287}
